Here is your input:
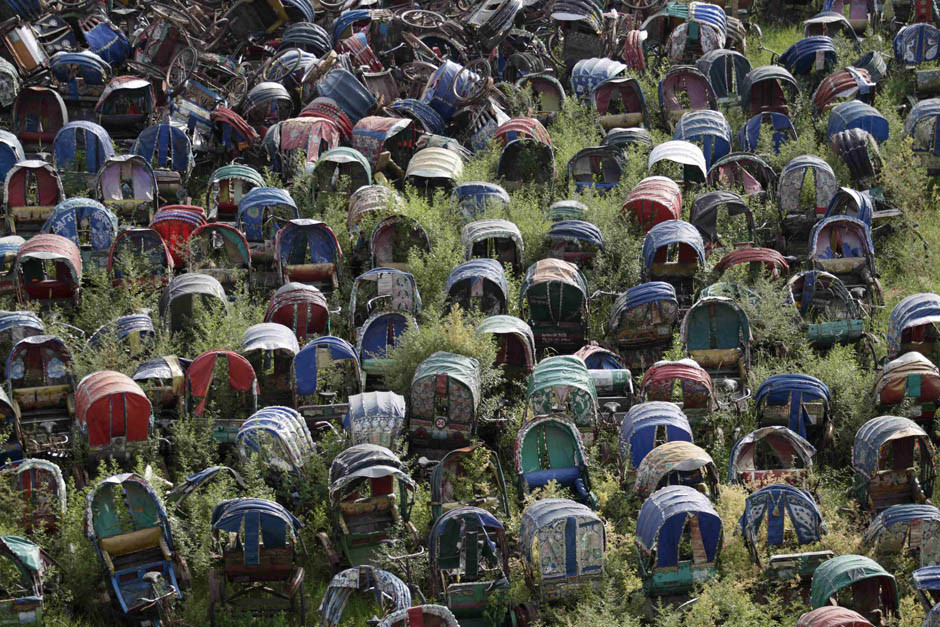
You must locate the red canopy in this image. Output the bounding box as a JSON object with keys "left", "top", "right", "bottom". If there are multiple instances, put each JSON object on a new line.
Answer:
{"left": 185, "top": 350, "right": 258, "bottom": 415}
{"left": 75, "top": 371, "right": 151, "bottom": 447}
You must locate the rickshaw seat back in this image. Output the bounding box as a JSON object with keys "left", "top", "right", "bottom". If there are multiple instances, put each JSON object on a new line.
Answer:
{"left": 690, "top": 347, "right": 741, "bottom": 368}
{"left": 651, "top": 261, "right": 699, "bottom": 277}
{"left": 98, "top": 526, "right": 170, "bottom": 572}
{"left": 523, "top": 467, "right": 589, "bottom": 501}
{"left": 339, "top": 493, "right": 396, "bottom": 519}
{"left": 816, "top": 257, "right": 866, "bottom": 274}
{"left": 223, "top": 546, "right": 294, "bottom": 581}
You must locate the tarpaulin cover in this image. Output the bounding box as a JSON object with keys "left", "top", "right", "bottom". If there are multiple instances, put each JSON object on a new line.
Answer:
{"left": 53, "top": 121, "right": 114, "bottom": 173}
{"left": 689, "top": 190, "right": 751, "bottom": 245}
{"left": 527, "top": 355, "right": 597, "bottom": 405}
{"left": 873, "top": 351, "right": 940, "bottom": 402}
{"left": 1, "top": 458, "right": 66, "bottom": 514}
{"left": 635, "top": 440, "right": 716, "bottom": 495}
{"left": 4, "top": 161, "right": 65, "bottom": 209}
{"left": 713, "top": 247, "right": 789, "bottom": 276}
{"left": 519, "top": 497, "right": 605, "bottom": 579}
{"left": 573, "top": 344, "right": 623, "bottom": 369}
{"left": 76, "top": 370, "right": 150, "bottom": 447}
{"left": 357, "top": 311, "right": 413, "bottom": 362}
{"left": 639, "top": 359, "right": 715, "bottom": 402}
{"left": 888, "top": 293, "right": 940, "bottom": 357}
{"left": 696, "top": 49, "right": 751, "bottom": 99}
{"left": 893, "top": 23, "right": 940, "bottom": 65}
{"left": 211, "top": 498, "right": 301, "bottom": 566}
{"left": 42, "top": 199, "right": 117, "bottom": 252}
{"left": 779, "top": 36, "right": 837, "bottom": 76}
{"left": 452, "top": 183, "right": 511, "bottom": 221}
{"left": 461, "top": 219, "right": 523, "bottom": 255}
{"left": 0, "top": 311, "right": 42, "bottom": 335}
{"left": 319, "top": 566, "right": 410, "bottom": 627}
{"left": 636, "top": 485, "right": 722, "bottom": 568}
{"left": 95, "top": 155, "right": 157, "bottom": 207}
{"left": 185, "top": 351, "right": 257, "bottom": 415}
{"left": 618, "top": 402, "right": 693, "bottom": 469}
{"left": 294, "top": 336, "right": 359, "bottom": 395}
{"left": 569, "top": 57, "right": 627, "bottom": 102}
{"left": 825, "top": 187, "right": 874, "bottom": 225}
{"left": 738, "top": 112, "right": 796, "bottom": 153}
{"left": 133, "top": 123, "right": 192, "bottom": 174}
{"left": 15, "top": 233, "right": 82, "bottom": 283}
{"left": 912, "top": 565, "right": 940, "bottom": 590}
{"left": 445, "top": 259, "right": 508, "bottom": 301}
{"left": 160, "top": 273, "right": 227, "bottom": 319}
{"left": 514, "top": 415, "right": 589, "bottom": 474}
{"left": 0, "top": 535, "right": 43, "bottom": 575}
{"left": 0, "top": 131, "right": 24, "bottom": 183}
{"left": 378, "top": 605, "right": 458, "bottom": 627}
{"left": 428, "top": 504, "right": 504, "bottom": 564}
{"left": 796, "top": 607, "right": 874, "bottom": 627}
{"left": 275, "top": 218, "right": 343, "bottom": 267}
{"left": 809, "top": 215, "right": 875, "bottom": 262}
{"left": 862, "top": 503, "right": 940, "bottom": 546}
{"left": 412, "top": 352, "right": 481, "bottom": 410}
{"left": 89, "top": 314, "right": 155, "bottom": 347}
{"left": 827, "top": 100, "right": 890, "bottom": 142}
{"left": 906, "top": 98, "right": 940, "bottom": 157}
{"left": 853, "top": 416, "right": 933, "bottom": 478}
{"left": 238, "top": 187, "right": 299, "bottom": 243}
{"left": 133, "top": 356, "right": 190, "bottom": 385}
{"left": 778, "top": 155, "right": 838, "bottom": 215}
{"left": 610, "top": 282, "right": 678, "bottom": 328}
{"left": 318, "top": 69, "right": 376, "bottom": 125}
{"left": 741, "top": 65, "right": 798, "bottom": 109}
{"left": 648, "top": 140, "right": 707, "bottom": 180}
{"left": 673, "top": 110, "right": 732, "bottom": 169}
{"left": 521, "top": 258, "right": 588, "bottom": 296}
{"left": 810, "top": 554, "right": 898, "bottom": 609}
{"left": 729, "top": 426, "right": 816, "bottom": 480}
{"left": 623, "top": 177, "right": 682, "bottom": 231}
{"left": 328, "top": 443, "right": 416, "bottom": 498}
{"left": 84, "top": 21, "right": 130, "bottom": 65}
{"left": 6, "top": 335, "right": 71, "bottom": 385}
{"left": 405, "top": 147, "right": 464, "bottom": 181}
{"left": 642, "top": 220, "right": 706, "bottom": 268}
{"left": 50, "top": 50, "right": 110, "bottom": 86}
{"left": 738, "top": 483, "right": 824, "bottom": 547}
{"left": 241, "top": 323, "right": 300, "bottom": 355}
{"left": 548, "top": 220, "right": 605, "bottom": 249}
{"left": 476, "top": 315, "right": 536, "bottom": 367}
{"left": 350, "top": 268, "right": 421, "bottom": 318}
{"left": 344, "top": 391, "right": 406, "bottom": 448}
{"left": 237, "top": 407, "right": 314, "bottom": 472}
{"left": 754, "top": 373, "right": 830, "bottom": 438}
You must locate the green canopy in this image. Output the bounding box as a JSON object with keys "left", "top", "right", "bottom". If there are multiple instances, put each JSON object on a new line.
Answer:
{"left": 811, "top": 554, "right": 897, "bottom": 609}
{"left": 527, "top": 356, "right": 598, "bottom": 424}
{"left": 0, "top": 536, "right": 42, "bottom": 574}
{"left": 412, "top": 351, "right": 482, "bottom": 410}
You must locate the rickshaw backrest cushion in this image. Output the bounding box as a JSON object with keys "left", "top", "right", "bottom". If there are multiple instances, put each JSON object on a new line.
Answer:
{"left": 523, "top": 467, "right": 589, "bottom": 501}
{"left": 98, "top": 525, "right": 165, "bottom": 557}
{"left": 339, "top": 494, "right": 394, "bottom": 517}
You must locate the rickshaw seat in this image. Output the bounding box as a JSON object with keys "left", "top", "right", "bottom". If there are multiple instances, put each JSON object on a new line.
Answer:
{"left": 523, "top": 467, "right": 589, "bottom": 500}
{"left": 869, "top": 468, "right": 920, "bottom": 509}
{"left": 99, "top": 526, "right": 168, "bottom": 558}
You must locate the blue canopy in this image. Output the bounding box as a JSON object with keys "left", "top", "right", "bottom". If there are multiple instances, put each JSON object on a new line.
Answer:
{"left": 0, "top": 131, "right": 24, "bottom": 185}
{"left": 618, "top": 402, "right": 693, "bottom": 469}
{"left": 913, "top": 565, "right": 940, "bottom": 591}
{"left": 738, "top": 484, "right": 824, "bottom": 547}
{"left": 343, "top": 391, "right": 406, "bottom": 445}
{"left": 737, "top": 112, "right": 795, "bottom": 153}
{"left": 0, "top": 311, "right": 43, "bottom": 336}
{"left": 54, "top": 121, "right": 115, "bottom": 173}
{"left": 133, "top": 124, "right": 193, "bottom": 174}
{"left": 83, "top": 21, "right": 130, "bottom": 65}
{"left": 238, "top": 187, "right": 299, "bottom": 243}
{"left": 386, "top": 99, "right": 445, "bottom": 136}
{"left": 42, "top": 198, "right": 118, "bottom": 251}
{"left": 569, "top": 57, "right": 627, "bottom": 102}
{"left": 277, "top": 219, "right": 341, "bottom": 265}
{"left": 888, "top": 293, "right": 940, "bottom": 357}
{"left": 827, "top": 100, "right": 889, "bottom": 143}
{"left": 451, "top": 182, "right": 510, "bottom": 221}
{"left": 636, "top": 485, "right": 722, "bottom": 568}
{"left": 809, "top": 215, "right": 874, "bottom": 261}
{"left": 755, "top": 374, "right": 830, "bottom": 438}
{"left": 870, "top": 503, "right": 940, "bottom": 531}
{"left": 89, "top": 314, "right": 155, "bottom": 347}
{"left": 210, "top": 498, "right": 302, "bottom": 565}
{"left": 294, "top": 336, "right": 359, "bottom": 396}
{"left": 673, "top": 110, "right": 732, "bottom": 170}
{"left": 445, "top": 259, "right": 508, "bottom": 300}
{"left": 779, "top": 36, "right": 836, "bottom": 75}
{"left": 853, "top": 416, "right": 930, "bottom": 478}
{"left": 613, "top": 282, "right": 678, "bottom": 315}
{"left": 50, "top": 51, "right": 110, "bottom": 96}
{"left": 894, "top": 23, "right": 940, "bottom": 65}
{"left": 331, "top": 9, "right": 371, "bottom": 47}
{"left": 906, "top": 98, "right": 940, "bottom": 157}
{"left": 825, "top": 187, "right": 874, "bottom": 225}
{"left": 429, "top": 505, "right": 504, "bottom": 566}
{"left": 548, "top": 220, "right": 605, "bottom": 249}
{"left": 642, "top": 220, "right": 706, "bottom": 269}
{"left": 358, "top": 312, "right": 411, "bottom": 362}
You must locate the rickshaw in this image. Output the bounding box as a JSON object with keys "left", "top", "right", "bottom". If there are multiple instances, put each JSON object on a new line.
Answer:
{"left": 107, "top": 228, "right": 174, "bottom": 287}
{"left": 493, "top": 120, "right": 554, "bottom": 192}
{"left": 75, "top": 371, "right": 152, "bottom": 464}
{"left": 712, "top": 247, "right": 789, "bottom": 280}
{"left": 738, "top": 484, "right": 831, "bottom": 581}
{"left": 737, "top": 112, "right": 798, "bottom": 154}
{"left": 853, "top": 416, "right": 936, "bottom": 513}
{"left": 592, "top": 77, "right": 649, "bottom": 131}
{"left": 408, "top": 352, "right": 481, "bottom": 459}
{"left": 429, "top": 505, "right": 513, "bottom": 626}
{"left": 573, "top": 344, "right": 624, "bottom": 371}
{"left": 636, "top": 485, "right": 722, "bottom": 598}
{"left": 159, "top": 273, "right": 228, "bottom": 332}
{"left": 547, "top": 199, "right": 588, "bottom": 223}
{"left": 475, "top": 315, "right": 535, "bottom": 381}
{"left": 673, "top": 109, "right": 732, "bottom": 170}
{"left": 0, "top": 458, "right": 66, "bottom": 532}
{"left": 777, "top": 155, "right": 839, "bottom": 257}
{"left": 634, "top": 441, "right": 720, "bottom": 500}
{"left": 863, "top": 504, "right": 940, "bottom": 567}
{"left": 351, "top": 116, "right": 417, "bottom": 174}
{"left": 788, "top": 270, "right": 865, "bottom": 349}
{"left": 797, "top": 608, "right": 875, "bottom": 627}
{"left": 4, "top": 160, "right": 64, "bottom": 237}
{"left": 379, "top": 605, "right": 460, "bottom": 627}
{"left": 827, "top": 100, "right": 890, "bottom": 143}
{"left": 50, "top": 50, "right": 110, "bottom": 110}
{"left": 348, "top": 267, "right": 421, "bottom": 332}
{"left": 565, "top": 146, "right": 625, "bottom": 194}
{"left": 235, "top": 408, "right": 314, "bottom": 474}
{"left": 211, "top": 108, "right": 260, "bottom": 159}
{"left": 405, "top": 147, "right": 465, "bottom": 198}
{"left": 318, "top": 566, "right": 411, "bottom": 626}
{"left": 184, "top": 350, "right": 259, "bottom": 443}
{"left": 779, "top": 36, "right": 838, "bottom": 78}
{"left": 12, "top": 234, "right": 82, "bottom": 307}
{"left": 689, "top": 190, "right": 754, "bottom": 255}
{"left": 264, "top": 282, "right": 330, "bottom": 343}
{"left": 520, "top": 259, "right": 589, "bottom": 354}
{"left": 52, "top": 121, "right": 114, "bottom": 191}
{"left": 311, "top": 147, "right": 372, "bottom": 201}
{"left": 0, "top": 536, "right": 53, "bottom": 626}
{"left": 809, "top": 216, "right": 881, "bottom": 306}
{"left": 274, "top": 219, "right": 343, "bottom": 293}
{"left": 94, "top": 77, "right": 155, "bottom": 139}
{"left": 696, "top": 49, "right": 751, "bottom": 105}
{"left": 428, "top": 443, "right": 510, "bottom": 523}
{"left": 526, "top": 355, "right": 598, "bottom": 443}
{"left": 546, "top": 220, "right": 605, "bottom": 266}
{"left": 187, "top": 223, "right": 252, "bottom": 292}
{"left": 729, "top": 427, "right": 816, "bottom": 488}
{"left": 292, "top": 336, "right": 362, "bottom": 424}
{"left": 810, "top": 555, "right": 898, "bottom": 625}
{"left": 265, "top": 117, "right": 340, "bottom": 178}
{"left": 569, "top": 58, "right": 627, "bottom": 103}
{"left": 149, "top": 205, "right": 207, "bottom": 268}
{"left": 642, "top": 220, "right": 707, "bottom": 306}
{"left": 618, "top": 402, "right": 693, "bottom": 480}
{"left": 95, "top": 155, "right": 159, "bottom": 224}
{"left": 370, "top": 215, "right": 431, "bottom": 272}
{"left": 132, "top": 356, "right": 190, "bottom": 429}
{"left": 451, "top": 183, "right": 511, "bottom": 223}
{"left": 638, "top": 359, "right": 717, "bottom": 424}
{"left": 88, "top": 314, "right": 154, "bottom": 354}
{"left": 609, "top": 282, "right": 678, "bottom": 370}
{"left": 205, "top": 165, "right": 264, "bottom": 223}
{"left": 0, "top": 132, "right": 24, "bottom": 186}
{"left": 741, "top": 66, "right": 800, "bottom": 117}
{"left": 874, "top": 352, "right": 940, "bottom": 426}
{"left": 41, "top": 198, "right": 117, "bottom": 269}
{"left": 208, "top": 498, "right": 305, "bottom": 626}
{"left": 443, "top": 259, "right": 508, "bottom": 317}
{"left": 813, "top": 68, "right": 875, "bottom": 114}
{"left": 622, "top": 176, "right": 682, "bottom": 233}
{"left": 520, "top": 498, "right": 605, "bottom": 601}
{"left": 514, "top": 415, "right": 596, "bottom": 508}
{"left": 132, "top": 123, "right": 193, "bottom": 198}
{"left": 894, "top": 23, "right": 940, "bottom": 67}
{"left": 888, "top": 293, "right": 940, "bottom": 362}
{"left": 85, "top": 473, "right": 186, "bottom": 623}
{"left": 680, "top": 295, "right": 751, "bottom": 396}
{"left": 461, "top": 219, "right": 523, "bottom": 273}
{"left": 240, "top": 323, "right": 299, "bottom": 407}
{"left": 344, "top": 391, "right": 406, "bottom": 451}
{"left": 0, "top": 312, "right": 42, "bottom": 362}
{"left": 906, "top": 99, "right": 940, "bottom": 174}
{"left": 706, "top": 152, "right": 778, "bottom": 197}
{"left": 658, "top": 66, "right": 718, "bottom": 132}
{"left": 10, "top": 87, "right": 66, "bottom": 149}
{"left": 322, "top": 444, "right": 417, "bottom": 567}
{"left": 913, "top": 566, "right": 940, "bottom": 621}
